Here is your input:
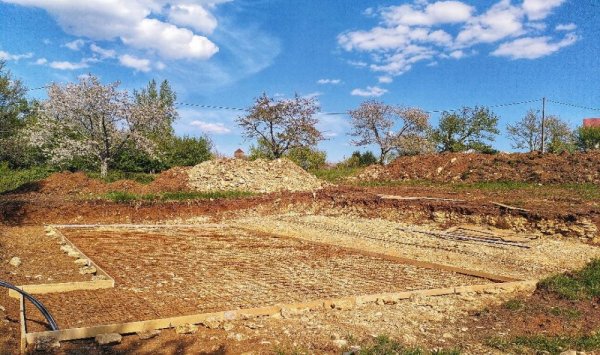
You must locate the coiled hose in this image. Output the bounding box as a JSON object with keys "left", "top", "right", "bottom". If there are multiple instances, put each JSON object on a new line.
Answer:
{"left": 0, "top": 280, "right": 59, "bottom": 331}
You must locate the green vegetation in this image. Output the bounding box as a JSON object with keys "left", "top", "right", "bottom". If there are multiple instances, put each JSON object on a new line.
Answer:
{"left": 312, "top": 166, "right": 363, "bottom": 183}
{"left": 86, "top": 171, "right": 156, "bottom": 184}
{"left": 577, "top": 126, "right": 600, "bottom": 151}
{"left": 103, "top": 190, "right": 254, "bottom": 203}
{"left": 548, "top": 306, "right": 582, "bottom": 320}
{"left": 539, "top": 259, "right": 600, "bottom": 300}
{"left": 431, "top": 106, "right": 499, "bottom": 153}
{"left": 357, "top": 335, "right": 460, "bottom": 355}
{"left": 488, "top": 333, "right": 600, "bottom": 355}
{"left": 353, "top": 179, "right": 600, "bottom": 201}
{"left": 502, "top": 299, "right": 525, "bottom": 311}
{"left": 0, "top": 163, "right": 53, "bottom": 194}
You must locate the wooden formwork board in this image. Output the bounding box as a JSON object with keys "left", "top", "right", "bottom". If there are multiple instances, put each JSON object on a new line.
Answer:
{"left": 15, "top": 223, "right": 537, "bottom": 351}
{"left": 8, "top": 226, "right": 115, "bottom": 299}
{"left": 24, "top": 280, "right": 537, "bottom": 345}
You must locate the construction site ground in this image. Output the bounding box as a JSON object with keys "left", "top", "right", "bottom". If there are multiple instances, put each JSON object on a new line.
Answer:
{"left": 1, "top": 179, "right": 600, "bottom": 354}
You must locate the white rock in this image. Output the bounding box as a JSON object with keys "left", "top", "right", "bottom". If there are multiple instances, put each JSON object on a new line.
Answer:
{"left": 137, "top": 329, "right": 160, "bottom": 340}
{"left": 95, "top": 333, "right": 122, "bottom": 345}
{"left": 9, "top": 257, "right": 21, "bottom": 267}
{"left": 333, "top": 339, "right": 348, "bottom": 348}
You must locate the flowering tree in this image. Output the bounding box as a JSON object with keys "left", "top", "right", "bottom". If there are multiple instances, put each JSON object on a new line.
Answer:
{"left": 348, "top": 100, "right": 430, "bottom": 164}
{"left": 237, "top": 93, "right": 324, "bottom": 158}
{"left": 29, "top": 75, "right": 170, "bottom": 177}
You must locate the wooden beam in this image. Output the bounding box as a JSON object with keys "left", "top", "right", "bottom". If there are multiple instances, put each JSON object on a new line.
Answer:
{"left": 492, "top": 202, "right": 530, "bottom": 212}
{"left": 24, "top": 279, "right": 537, "bottom": 345}
{"left": 19, "top": 295, "right": 26, "bottom": 354}
{"left": 8, "top": 280, "right": 114, "bottom": 299}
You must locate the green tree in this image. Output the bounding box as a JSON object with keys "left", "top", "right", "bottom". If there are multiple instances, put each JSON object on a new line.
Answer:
{"left": 432, "top": 106, "right": 499, "bottom": 152}
{"left": 507, "top": 111, "right": 574, "bottom": 153}
{"left": 285, "top": 146, "right": 327, "bottom": 171}
{"left": 576, "top": 126, "right": 600, "bottom": 151}
{"left": 163, "top": 135, "right": 213, "bottom": 167}
{"left": 0, "top": 60, "right": 42, "bottom": 167}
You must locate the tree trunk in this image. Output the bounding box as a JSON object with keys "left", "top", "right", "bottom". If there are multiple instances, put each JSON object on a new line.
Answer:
{"left": 100, "top": 159, "right": 109, "bottom": 178}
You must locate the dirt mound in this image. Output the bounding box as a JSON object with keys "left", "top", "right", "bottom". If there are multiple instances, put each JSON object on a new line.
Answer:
{"left": 144, "top": 167, "right": 191, "bottom": 193}
{"left": 39, "top": 172, "right": 108, "bottom": 195}
{"left": 354, "top": 152, "right": 600, "bottom": 184}
{"left": 187, "top": 158, "right": 326, "bottom": 193}
{"left": 37, "top": 168, "right": 191, "bottom": 196}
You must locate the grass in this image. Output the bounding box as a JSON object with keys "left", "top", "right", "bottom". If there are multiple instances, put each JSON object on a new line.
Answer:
{"left": 502, "top": 299, "right": 525, "bottom": 311}
{"left": 103, "top": 190, "right": 255, "bottom": 203}
{"left": 487, "top": 333, "right": 600, "bottom": 355}
{"left": 538, "top": 259, "right": 600, "bottom": 300}
{"left": 86, "top": 171, "right": 156, "bottom": 184}
{"left": 312, "top": 166, "right": 364, "bottom": 183}
{"left": 0, "top": 164, "right": 54, "bottom": 194}
{"left": 357, "top": 335, "right": 460, "bottom": 355}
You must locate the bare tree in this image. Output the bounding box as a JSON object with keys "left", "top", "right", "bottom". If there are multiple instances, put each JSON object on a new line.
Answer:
{"left": 507, "top": 110, "right": 574, "bottom": 153}
{"left": 237, "top": 93, "right": 323, "bottom": 158}
{"left": 29, "top": 75, "right": 170, "bottom": 177}
{"left": 348, "top": 101, "right": 430, "bottom": 164}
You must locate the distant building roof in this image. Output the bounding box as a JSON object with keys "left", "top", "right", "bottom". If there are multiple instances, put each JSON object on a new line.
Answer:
{"left": 235, "top": 148, "right": 244, "bottom": 153}
{"left": 583, "top": 118, "right": 600, "bottom": 127}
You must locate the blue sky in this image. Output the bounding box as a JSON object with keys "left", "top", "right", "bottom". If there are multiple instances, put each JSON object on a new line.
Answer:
{"left": 1, "top": 0, "right": 599, "bottom": 161}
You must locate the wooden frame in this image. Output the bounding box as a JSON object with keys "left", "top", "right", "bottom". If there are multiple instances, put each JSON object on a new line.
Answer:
{"left": 8, "top": 226, "right": 115, "bottom": 299}
{"left": 14, "top": 224, "right": 537, "bottom": 352}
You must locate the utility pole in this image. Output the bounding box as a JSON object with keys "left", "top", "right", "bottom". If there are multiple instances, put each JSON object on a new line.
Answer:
{"left": 540, "top": 97, "right": 546, "bottom": 154}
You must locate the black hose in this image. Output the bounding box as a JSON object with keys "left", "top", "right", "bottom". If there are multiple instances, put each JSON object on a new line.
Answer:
{"left": 0, "top": 280, "right": 59, "bottom": 331}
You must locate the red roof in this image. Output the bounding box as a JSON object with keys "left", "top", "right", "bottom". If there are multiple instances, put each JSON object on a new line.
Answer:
{"left": 583, "top": 118, "right": 600, "bottom": 127}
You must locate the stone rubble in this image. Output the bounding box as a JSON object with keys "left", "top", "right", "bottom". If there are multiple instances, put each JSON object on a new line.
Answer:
{"left": 187, "top": 158, "right": 326, "bottom": 193}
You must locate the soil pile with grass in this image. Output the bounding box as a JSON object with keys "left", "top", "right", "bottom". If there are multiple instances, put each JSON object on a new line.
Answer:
{"left": 38, "top": 167, "right": 191, "bottom": 195}
{"left": 187, "top": 158, "right": 326, "bottom": 193}
{"left": 355, "top": 152, "right": 600, "bottom": 184}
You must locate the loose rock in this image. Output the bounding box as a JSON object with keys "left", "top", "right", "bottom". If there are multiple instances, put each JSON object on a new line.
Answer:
{"left": 175, "top": 323, "right": 198, "bottom": 334}
{"left": 9, "top": 257, "right": 21, "bottom": 267}
{"left": 95, "top": 333, "right": 122, "bottom": 345}
{"left": 137, "top": 329, "right": 160, "bottom": 340}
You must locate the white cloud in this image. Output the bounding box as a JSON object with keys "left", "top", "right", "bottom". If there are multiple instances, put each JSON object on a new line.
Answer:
{"left": 90, "top": 43, "right": 116, "bottom": 59}
{"left": 492, "top": 33, "right": 578, "bottom": 60}
{"left": 64, "top": 39, "right": 85, "bottom": 51}
{"left": 118, "top": 54, "right": 151, "bottom": 72}
{"left": 556, "top": 23, "right": 577, "bottom": 32}
{"left": 34, "top": 57, "right": 47, "bottom": 65}
{"left": 303, "top": 92, "right": 323, "bottom": 99}
{"left": 339, "top": 0, "right": 572, "bottom": 77}
{"left": 190, "top": 120, "right": 232, "bottom": 134}
{"left": 0, "top": 50, "right": 33, "bottom": 61}
{"left": 455, "top": 1, "right": 525, "bottom": 47}
{"left": 48, "top": 60, "right": 89, "bottom": 70}
{"left": 382, "top": 1, "right": 474, "bottom": 26}
{"left": 378, "top": 76, "right": 393, "bottom": 84}
{"left": 449, "top": 50, "right": 465, "bottom": 59}
{"left": 121, "top": 18, "right": 218, "bottom": 60}
{"left": 522, "top": 0, "right": 566, "bottom": 21}
{"left": 351, "top": 86, "right": 388, "bottom": 97}
{"left": 2, "top": 0, "right": 222, "bottom": 60}
{"left": 317, "top": 78, "right": 341, "bottom": 85}
{"left": 168, "top": 3, "right": 217, "bottom": 35}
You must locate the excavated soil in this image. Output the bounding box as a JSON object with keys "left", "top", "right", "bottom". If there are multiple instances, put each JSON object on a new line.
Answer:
{"left": 354, "top": 152, "right": 600, "bottom": 184}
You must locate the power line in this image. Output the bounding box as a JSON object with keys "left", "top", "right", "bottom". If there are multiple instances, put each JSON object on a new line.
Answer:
{"left": 546, "top": 99, "right": 600, "bottom": 112}
{"left": 23, "top": 86, "right": 600, "bottom": 115}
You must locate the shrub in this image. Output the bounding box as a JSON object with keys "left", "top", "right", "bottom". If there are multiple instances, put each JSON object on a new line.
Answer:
{"left": 576, "top": 126, "right": 600, "bottom": 151}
